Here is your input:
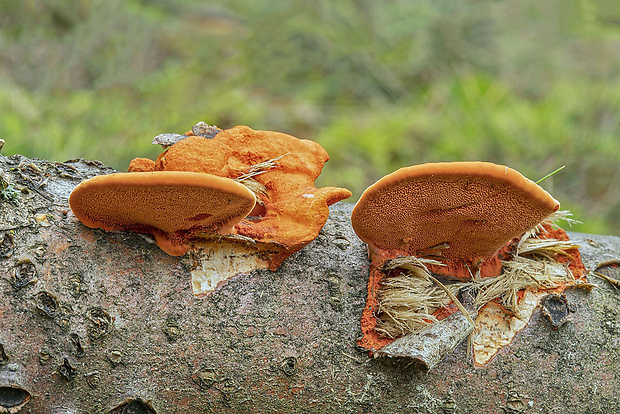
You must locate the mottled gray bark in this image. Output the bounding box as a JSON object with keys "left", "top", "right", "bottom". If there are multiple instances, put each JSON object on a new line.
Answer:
{"left": 0, "top": 154, "right": 619, "bottom": 413}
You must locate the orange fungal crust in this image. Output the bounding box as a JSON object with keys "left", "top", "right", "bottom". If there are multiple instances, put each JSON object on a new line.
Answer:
{"left": 357, "top": 227, "right": 586, "bottom": 354}
{"left": 127, "top": 125, "right": 351, "bottom": 267}
{"left": 128, "top": 157, "right": 155, "bottom": 172}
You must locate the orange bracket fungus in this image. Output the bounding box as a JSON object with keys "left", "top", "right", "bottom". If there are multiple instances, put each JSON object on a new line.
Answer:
{"left": 70, "top": 123, "right": 351, "bottom": 297}
{"left": 351, "top": 162, "right": 585, "bottom": 369}
{"left": 69, "top": 171, "right": 257, "bottom": 256}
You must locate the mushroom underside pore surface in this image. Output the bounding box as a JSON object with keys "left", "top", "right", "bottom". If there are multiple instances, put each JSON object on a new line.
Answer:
{"left": 69, "top": 171, "right": 257, "bottom": 256}
{"left": 351, "top": 162, "right": 561, "bottom": 278}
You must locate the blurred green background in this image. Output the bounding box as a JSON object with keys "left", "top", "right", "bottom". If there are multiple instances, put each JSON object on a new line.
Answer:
{"left": 1, "top": 0, "right": 619, "bottom": 235}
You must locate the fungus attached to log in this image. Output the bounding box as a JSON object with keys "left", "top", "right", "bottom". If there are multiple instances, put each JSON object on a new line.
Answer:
{"left": 158, "top": 126, "right": 352, "bottom": 294}
{"left": 69, "top": 171, "right": 256, "bottom": 256}
{"left": 148, "top": 126, "right": 351, "bottom": 266}
{"left": 71, "top": 124, "right": 351, "bottom": 296}
{"left": 351, "top": 162, "right": 560, "bottom": 278}
{"left": 351, "top": 162, "right": 585, "bottom": 368}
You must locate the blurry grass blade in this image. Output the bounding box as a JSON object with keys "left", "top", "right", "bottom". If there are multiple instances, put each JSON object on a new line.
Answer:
{"left": 536, "top": 165, "right": 566, "bottom": 184}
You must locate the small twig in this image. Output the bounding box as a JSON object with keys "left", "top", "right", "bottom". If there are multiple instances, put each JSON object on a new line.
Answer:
{"left": 593, "top": 260, "right": 620, "bottom": 289}
{"left": 592, "top": 272, "right": 620, "bottom": 290}
{"left": 595, "top": 259, "right": 620, "bottom": 269}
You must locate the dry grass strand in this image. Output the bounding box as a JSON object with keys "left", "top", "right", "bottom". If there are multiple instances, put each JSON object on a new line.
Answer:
{"left": 233, "top": 153, "right": 289, "bottom": 203}
{"left": 375, "top": 226, "right": 579, "bottom": 337}
{"left": 376, "top": 257, "right": 467, "bottom": 337}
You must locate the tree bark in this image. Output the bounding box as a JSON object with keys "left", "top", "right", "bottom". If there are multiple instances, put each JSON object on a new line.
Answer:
{"left": 1, "top": 154, "right": 619, "bottom": 413}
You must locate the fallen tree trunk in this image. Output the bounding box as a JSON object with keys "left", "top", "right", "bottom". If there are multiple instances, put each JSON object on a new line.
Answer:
{"left": 0, "top": 154, "right": 619, "bottom": 413}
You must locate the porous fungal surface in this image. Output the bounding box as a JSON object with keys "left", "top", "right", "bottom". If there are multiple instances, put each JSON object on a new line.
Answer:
{"left": 69, "top": 171, "right": 256, "bottom": 256}
{"left": 74, "top": 125, "right": 351, "bottom": 296}
{"left": 353, "top": 162, "right": 585, "bottom": 366}
{"left": 351, "top": 162, "right": 560, "bottom": 278}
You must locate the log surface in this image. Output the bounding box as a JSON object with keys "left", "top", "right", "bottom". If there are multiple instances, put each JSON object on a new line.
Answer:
{"left": 0, "top": 154, "right": 619, "bottom": 413}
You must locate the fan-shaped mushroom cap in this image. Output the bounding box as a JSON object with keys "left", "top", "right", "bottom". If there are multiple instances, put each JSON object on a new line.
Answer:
{"left": 351, "top": 162, "right": 559, "bottom": 277}
{"left": 69, "top": 171, "right": 256, "bottom": 256}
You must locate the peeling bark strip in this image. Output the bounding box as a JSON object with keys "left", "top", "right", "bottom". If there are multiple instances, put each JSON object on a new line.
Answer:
{"left": 0, "top": 154, "right": 620, "bottom": 413}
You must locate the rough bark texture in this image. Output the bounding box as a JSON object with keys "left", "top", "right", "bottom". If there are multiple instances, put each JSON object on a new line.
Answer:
{"left": 0, "top": 154, "right": 619, "bottom": 413}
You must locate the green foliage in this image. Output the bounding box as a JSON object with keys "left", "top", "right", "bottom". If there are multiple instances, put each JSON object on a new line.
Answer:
{"left": 1, "top": 0, "right": 619, "bottom": 235}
